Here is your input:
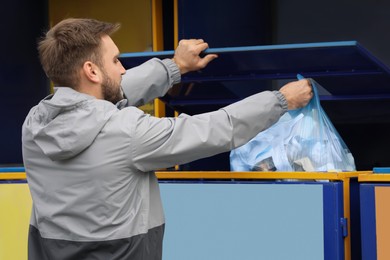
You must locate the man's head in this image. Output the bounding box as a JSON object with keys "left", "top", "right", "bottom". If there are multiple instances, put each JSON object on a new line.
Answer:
{"left": 38, "top": 18, "right": 126, "bottom": 103}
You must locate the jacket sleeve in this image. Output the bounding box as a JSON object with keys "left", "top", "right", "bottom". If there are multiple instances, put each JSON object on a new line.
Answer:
{"left": 127, "top": 90, "right": 288, "bottom": 172}
{"left": 121, "top": 58, "right": 180, "bottom": 107}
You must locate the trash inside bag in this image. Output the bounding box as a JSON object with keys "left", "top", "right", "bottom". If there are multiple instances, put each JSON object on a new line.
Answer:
{"left": 230, "top": 75, "right": 356, "bottom": 172}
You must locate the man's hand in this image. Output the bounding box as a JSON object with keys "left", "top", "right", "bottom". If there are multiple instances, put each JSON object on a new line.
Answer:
{"left": 172, "top": 39, "right": 218, "bottom": 74}
{"left": 279, "top": 79, "right": 313, "bottom": 110}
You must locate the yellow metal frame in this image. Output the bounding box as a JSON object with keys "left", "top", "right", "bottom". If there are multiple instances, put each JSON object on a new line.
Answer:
{"left": 152, "top": 0, "right": 180, "bottom": 118}
{"left": 152, "top": 0, "right": 163, "bottom": 52}
{"left": 152, "top": 0, "right": 166, "bottom": 118}
{"left": 157, "top": 170, "right": 369, "bottom": 260}
{"left": 358, "top": 173, "right": 390, "bottom": 182}
{"left": 173, "top": 0, "right": 179, "bottom": 48}
{"left": 1, "top": 170, "right": 370, "bottom": 260}
{"left": 156, "top": 171, "right": 363, "bottom": 180}
{"left": 1, "top": 170, "right": 368, "bottom": 180}
{"left": 0, "top": 172, "right": 27, "bottom": 180}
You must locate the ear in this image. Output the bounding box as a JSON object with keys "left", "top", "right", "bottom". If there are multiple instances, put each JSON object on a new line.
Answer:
{"left": 82, "top": 61, "right": 101, "bottom": 83}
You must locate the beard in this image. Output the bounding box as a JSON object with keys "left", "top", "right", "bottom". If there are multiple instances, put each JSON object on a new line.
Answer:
{"left": 101, "top": 71, "right": 124, "bottom": 104}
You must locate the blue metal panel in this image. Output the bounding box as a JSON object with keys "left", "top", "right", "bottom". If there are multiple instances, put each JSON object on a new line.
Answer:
{"left": 0, "top": 167, "right": 26, "bottom": 172}
{"left": 160, "top": 180, "right": 344, "bottom": 260}
{"left": 120, "top": 41, "right": 390, "bottom": 82}
{"left": 322, "top": 182, "right": 344, "bottom": 260}
{"left": 120, "top": 41, "right": 390, "bottom": 115}
{"left": 0, "top": 180, "right": 27, "bottom": 184}
{"left": 360, "top": 184, "right": 378, "bottom": 260}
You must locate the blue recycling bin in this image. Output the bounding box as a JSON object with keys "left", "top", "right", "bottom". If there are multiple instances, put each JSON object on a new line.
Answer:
{"left": 119, "top": 41, "right": 390, "bottom": 260}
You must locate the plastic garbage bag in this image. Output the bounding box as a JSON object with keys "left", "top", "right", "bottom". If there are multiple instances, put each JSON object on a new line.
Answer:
{"left": 230, "top": 75, "right": 356, "bottom": 172}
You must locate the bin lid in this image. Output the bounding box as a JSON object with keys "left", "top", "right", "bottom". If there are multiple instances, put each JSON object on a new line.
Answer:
{"left": 120, "top": 41, "right": 390, "bottom": 114}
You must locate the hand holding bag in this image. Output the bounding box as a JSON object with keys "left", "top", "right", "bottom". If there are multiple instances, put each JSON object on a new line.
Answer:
{"left": 230, "top": 75, "right": 356, "bottom": 172}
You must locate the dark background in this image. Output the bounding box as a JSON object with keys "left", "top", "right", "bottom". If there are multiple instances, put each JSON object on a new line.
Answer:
{"left": 0, "top": 0, "right": 49, "bottom": 165}
{"left": 172, "top": 0, "right": 390, "bottom": 171}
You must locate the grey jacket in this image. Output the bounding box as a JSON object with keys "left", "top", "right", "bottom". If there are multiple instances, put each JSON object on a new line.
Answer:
{"left": 22, "top": 58, "right": 287, "bottom": 260}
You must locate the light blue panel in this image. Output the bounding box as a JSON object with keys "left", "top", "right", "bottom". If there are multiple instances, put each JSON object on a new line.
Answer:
{"left": 160, "top": 182, "right": 324, "bottom": 260}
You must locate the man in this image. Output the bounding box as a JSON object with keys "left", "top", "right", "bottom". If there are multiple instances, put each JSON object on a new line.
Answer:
{"left": 22, "top": 18, "right": 312, "bottom": 260}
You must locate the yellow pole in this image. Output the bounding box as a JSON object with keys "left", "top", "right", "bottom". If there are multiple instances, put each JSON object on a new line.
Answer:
{"left": 152, "top": 0, "right": 163, "bottom": 52}
{"left": 152, "top": 0, "right": 166, "bottom": 118}
{"left": 174, "top": 0, "right": 179, "bottom": 48}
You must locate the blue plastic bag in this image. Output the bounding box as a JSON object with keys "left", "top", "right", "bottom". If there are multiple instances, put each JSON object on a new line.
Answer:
{"left": 230, "top": 75, "right": 356, "bottom": 172}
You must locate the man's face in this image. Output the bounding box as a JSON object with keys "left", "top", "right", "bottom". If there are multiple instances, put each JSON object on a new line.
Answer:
{"left": 99, "top": 35, "right": 126, "bottom": 104}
